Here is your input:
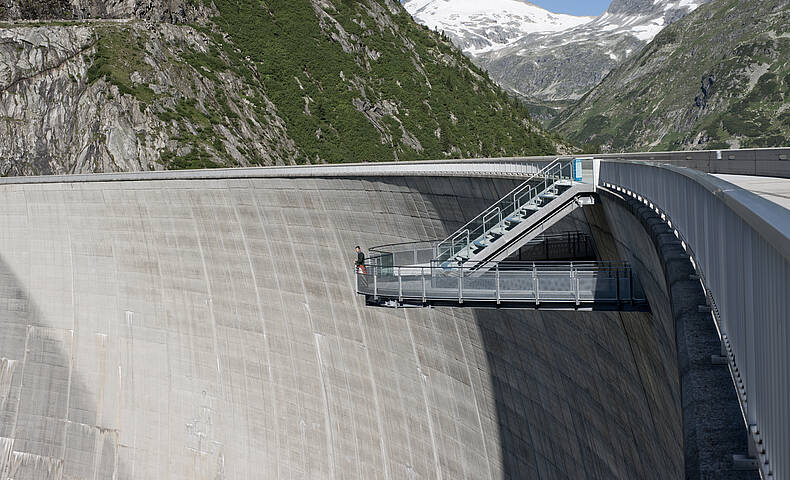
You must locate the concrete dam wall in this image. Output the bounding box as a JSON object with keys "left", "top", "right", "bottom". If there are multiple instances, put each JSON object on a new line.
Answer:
{"left": 0, "top": 174, "right": 684, "bottom": 479}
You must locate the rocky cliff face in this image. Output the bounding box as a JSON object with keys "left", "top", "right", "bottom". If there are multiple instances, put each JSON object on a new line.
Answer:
{"left": 0, "top": 21, "right": 301, "bottom": 175}
{"left": 553, "top": 0, "right": 790, "bottom": 152}
{"left": 0, "top": 0, "right": 211, "bottom": 22}
{"left": 0, "top": 0, "right": 565, "bottom": 176}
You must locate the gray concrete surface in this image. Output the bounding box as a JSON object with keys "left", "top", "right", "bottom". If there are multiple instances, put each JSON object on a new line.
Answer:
{"left": 600, "top": 162, "right": 790, "bottom": 480}
{"left": 715, "top": 174, "right": 790, "bottom": 210}
{"left": 0, "top": 174, "right": 687, "bottom": 479}
{"left": 590, "top": 192, "right": 755, "bottom": 480}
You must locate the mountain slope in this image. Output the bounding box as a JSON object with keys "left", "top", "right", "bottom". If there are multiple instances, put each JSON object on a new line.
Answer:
{"left": 403, "top": 0, "right": 709, "bottom": 104}
{"left": 403, "top": 0, "right": 592, "bottom": 54}
{"left": 475, "top": 0, "right": 710, "bottom": 101}
{"left": 553, "top": 0, "right": 790, "bottom": 152}
{"left": 0, "top": 0, "right": 563, "bottom": 176}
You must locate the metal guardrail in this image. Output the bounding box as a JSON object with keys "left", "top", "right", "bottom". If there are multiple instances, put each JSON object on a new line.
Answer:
{"left": 355, "top": 260, "right": 646, "bottom": 309}
{"left": 434, "top": 160, "right": 576, "bottom": 263}
{"left": 600, "top": 161, "right": 790, "bottom": 479}
{"left": 369, "top": 232, "right": 597, "bottom": 269}
{"left": 0, "top": 147, "right": 786, "bottom": 186}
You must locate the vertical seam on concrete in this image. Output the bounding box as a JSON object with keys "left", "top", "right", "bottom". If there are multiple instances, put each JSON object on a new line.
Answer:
{"left": 307, "top": 310, "right": 339, "bottom": 480}
{"left": 404, "top": 309, "right": 444, "bottom": 480}
{"left": 247, "top": 182, "right": 287, "bottom": 480}
{"left": 63, "top": 203, "right": 75, "bottom": 463}
{"left": 226, "top": 189, "right": 255, "bottom": 477}
{"left": 131, "top": 187, "right": 170, "bottom": 479}
{"left": 450, "top": 310, "right": 494, "bottom": 480}
{"left": 514, "top": 314, "right": 543, "bottom": 480}
{"left": 191, "top": 196, "right": 225, "bottom": 398}
{"left": 5, "top": 188, "right": 33, "bottom": 472}
{"left": 314, "top": 181, "right": 393, "bottom": 480}
{"left": 8, "top": 326, "right": 30, "bottom": 459}
{"left": 617, "top": 312, "right": 656, "bottom": 476}
{"left": 279, "top": 188, "right": 340, "bottom": 480}
{"left": 252, "top": 181, "right": 325, "bottom": 479}
{"left": 100, "top": 188, "right": 121, "bottom": 479}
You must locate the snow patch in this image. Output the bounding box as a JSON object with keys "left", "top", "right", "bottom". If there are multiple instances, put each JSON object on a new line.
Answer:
{"left": 403, "top": 0, "right": 593, "bottom": 52}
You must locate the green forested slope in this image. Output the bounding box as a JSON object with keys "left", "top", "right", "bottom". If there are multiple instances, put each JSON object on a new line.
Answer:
{"left": 553, "top": 0, "right": 790, "bottom": 152}
{"left": 0, "top": 0, "right": 564, "bottom": 174}
{"left": 205, "top": 0, "right": 562, "bottom": 163}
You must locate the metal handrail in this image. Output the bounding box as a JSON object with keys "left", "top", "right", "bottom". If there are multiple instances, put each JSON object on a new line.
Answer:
{"left": 481, "top": 207, "right": 502, "bottom": 234}
{"left": 434, "top": 159, "right": 574, "bottom": 262}
{"left": 366, "top": 232, "right": 597, "bottom": 266}
{"left": 355, "top": 260, "right": 646, "bottom": 306}
{"left": 435, "top": 159, "right": 561, "bottom": 258}
{"left": 450, "top": 229, "right": 470, "bottom": 258}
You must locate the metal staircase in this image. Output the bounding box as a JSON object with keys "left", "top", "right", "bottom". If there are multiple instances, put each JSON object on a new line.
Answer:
{"left": 434, "top": 160, "right": 595, "bottom": 272}
{"left": 352, "top": 157, "right": 647, "bottom": 311}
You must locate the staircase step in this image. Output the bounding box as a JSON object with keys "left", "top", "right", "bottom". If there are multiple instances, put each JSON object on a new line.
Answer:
{"left": 487, "top": 226, "right": 506, "bottom": 238}
{"left": 504, "top": 217, "right": 521, "bottom": 231}
{"left": 471, "top": 241, "right": 488, "bottom": 254}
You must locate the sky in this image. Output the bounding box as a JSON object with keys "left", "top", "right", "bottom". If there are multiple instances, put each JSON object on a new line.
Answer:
{"left": 529, "top": 0, "right": 611, "bottom": 16}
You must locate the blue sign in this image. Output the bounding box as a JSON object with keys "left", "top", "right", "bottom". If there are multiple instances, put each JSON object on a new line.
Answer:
{"left": 574, "top": 158, "right": 583, "bottom": 181}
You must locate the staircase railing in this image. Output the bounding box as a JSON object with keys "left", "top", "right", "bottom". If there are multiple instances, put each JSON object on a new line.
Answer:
{"left": 434, "top": 159, "right": 575, "bottom": 263}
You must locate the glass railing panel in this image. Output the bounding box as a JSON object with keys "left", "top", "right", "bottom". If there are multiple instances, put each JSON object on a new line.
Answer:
{"left": 536, "top": 272, "right": 574, "bottom": 301}
{"left": 499, "top": 272, "right": 536, "bottom": 300}
{"left": 375, "top": 276, "right": 399, "bottom": 296}
{"left": 400, "top": 275, "right": 426, "bottom": 298}
{"left": 461, "top": 273, "right": 497, "bottom": 300}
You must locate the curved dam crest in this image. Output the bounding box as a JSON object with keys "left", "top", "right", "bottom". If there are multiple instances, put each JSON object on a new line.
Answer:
{"left": 0, "top": 174, "right": 685, "bottom": 478}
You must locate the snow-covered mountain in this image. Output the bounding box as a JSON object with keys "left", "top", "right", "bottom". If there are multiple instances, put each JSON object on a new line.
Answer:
{"left": 404, "top": 0, "right": 711, "bottom": 102}
{"left": 403, "top": 0, "right": 593, "bottom": 54}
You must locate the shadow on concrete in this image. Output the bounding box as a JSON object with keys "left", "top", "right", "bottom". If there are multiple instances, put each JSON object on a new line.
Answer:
{"left": 411, "top": 174, "right": 687, "bottom": 478}
{"left": 0, "top": 255, "right": 126, "bottom": 479}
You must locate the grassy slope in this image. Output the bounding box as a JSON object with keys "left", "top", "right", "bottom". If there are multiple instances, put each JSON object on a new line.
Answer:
{"left": 86, "top": 0, "right": 562, "bottom": 167}
{"left": 552, "top": 0, "right": 790, "bottom": 152}
{"left": 207, "top": 0, "right": 559, "bottom": 163}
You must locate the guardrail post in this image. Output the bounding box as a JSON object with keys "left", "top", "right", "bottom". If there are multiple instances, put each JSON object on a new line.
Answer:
{"left": 629, "top": 267, "right": 634, "bottom": 304}
{"left": 615, "top": 267, "right": 620, "bottom": 305}
{"left": 573, "top": 266, "right": 580, "bottom": 306}
{"left": 533, "top": 263, "right": 539, "bottom": 305}
{"left": 399, "top": 275, "right": 403, "bottom": 302}
{"left": 355, "top": 266, "right": 359, "bottom": 293}
{"left": 496, "top": 264, "right": 501, "bottom": 305}
{"left": 459, "top": 266, "right": 464, "bottom": 304}
{"left": 422, "top": 268, "right": 427, "bottom": 304}
{"left": 373, "top": 266, "right": 378, "bottom": 300}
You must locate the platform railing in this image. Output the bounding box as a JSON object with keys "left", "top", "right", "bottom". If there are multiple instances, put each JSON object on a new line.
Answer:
{"left": 356, "top": 260, "right": 645, "bottom": 307}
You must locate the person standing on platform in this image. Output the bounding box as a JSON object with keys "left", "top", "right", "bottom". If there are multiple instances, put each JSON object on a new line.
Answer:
{"left": 355, "top": 246, "right": 367, "bottom": 274}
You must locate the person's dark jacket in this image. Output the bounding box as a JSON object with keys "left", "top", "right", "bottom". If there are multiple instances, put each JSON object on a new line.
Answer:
{"left": 356, "top": 251, "right": 365, "bottom": 266}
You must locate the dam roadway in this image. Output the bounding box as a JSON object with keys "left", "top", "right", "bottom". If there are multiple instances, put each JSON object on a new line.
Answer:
{"left": 0, "top": 148, "right": 786, "bottom": 479}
